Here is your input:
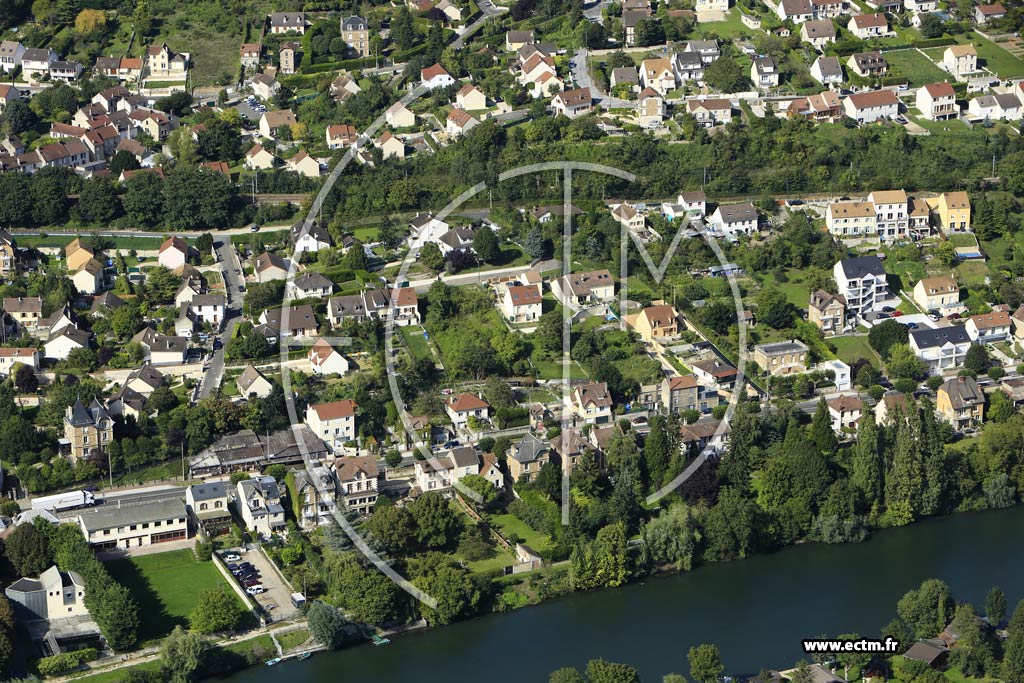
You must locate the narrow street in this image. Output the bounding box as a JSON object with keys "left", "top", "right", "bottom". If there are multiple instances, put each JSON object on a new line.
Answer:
{"left": 198, "top": 238, "right": 245, "bottom": 399}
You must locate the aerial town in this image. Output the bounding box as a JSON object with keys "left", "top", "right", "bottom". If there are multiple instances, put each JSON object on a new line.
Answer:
{"left": 0, "top": 0, "right": 1024, "bottom": 681}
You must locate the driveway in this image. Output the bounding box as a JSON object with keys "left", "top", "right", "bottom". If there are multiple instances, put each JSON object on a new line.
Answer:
{"left": 571, "top": 48, "right": 633, "bottom": 109}
{"left": 198, "top": 239, "right": 245, "bottom": 399}
{"left": 451, "top": 0, "right": 505, "bottom": 50}
{"left": 224, "top": 548, "right": 300, "bottom": 622}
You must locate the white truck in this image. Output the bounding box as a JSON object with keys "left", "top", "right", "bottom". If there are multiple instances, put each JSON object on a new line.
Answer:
{"left": 30, "top": 490, "right": 96, "bottom": 512}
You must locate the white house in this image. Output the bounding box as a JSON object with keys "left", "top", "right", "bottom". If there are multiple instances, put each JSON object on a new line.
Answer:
{"left": 189, "top": 294, "right": 226, "bottom": 328}
{"left": 565, "top": 381, "right": 614, "bottom": 425}
{"left": 501, "top": 284, "right": 543, "bottom": 323}
{"left": 386, "top": 101, "right": 416, "bottom": 128}
{"left": 237, "top": 365, "right": 275, "bottom": 399}
{"left": 916, "top": 82, "right": 958, "bottom": 120}
{"left": 910, "top": 326, "right": 973, "bottom": 375}
{"left": 308, "top": 338, "right": 350, "bottom": 376}
{"left": 943, "top": 45, "right": 978, "bottom": 79}
{"left": 421, "top": 63, "right": 455, "bottom": 90}
{"left": 236, "top": 476, "right": 286, "bottom": 538}
{"left": 827, "top": 394, "right": 862, "bottom": 435}
{"left": 445, "top": 392, "right": 490, "bottom": 430}
{"left": 44, "top": 327, "right": 90, "bottom": 361}
{"left": 810, "top": 56, "right": 843, "bottom": 85}
{"left": 708, "top": 203, "right": 758, "bottom": 236}
{"left": 843, "top": 89, "right": 899, "bottom": 123}
{"left": 286, "top": 271, "right": 333, "bottom": 300}
{"left": 833, "top": 255, "right": 894, "bottom": 318}
{"left": 965, "top": 310, "right": 1011, "bottom": 343}
{"left": 305, "top": 399, "right": 358, "bottom": 451}
{"left": 848, "top": 12, "right": 888, "bottom": 38}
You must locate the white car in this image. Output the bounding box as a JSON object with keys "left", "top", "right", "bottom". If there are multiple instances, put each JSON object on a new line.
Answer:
{"left": 223, "top": 553, "right": 241, "bottom": 562}
{"left": 246, "top": 585, "right": 265, "bottom": 595}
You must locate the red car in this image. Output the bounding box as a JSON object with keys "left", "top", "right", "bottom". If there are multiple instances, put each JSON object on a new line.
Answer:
{"left": 947, "top": 312, "right": 961, "bottom": 320}
{"left": 891, "top": 310, "right": 904, "bottom": 317}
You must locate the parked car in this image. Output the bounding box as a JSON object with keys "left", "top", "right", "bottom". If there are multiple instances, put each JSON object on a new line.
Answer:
{"left": 904, "top": 322, "right": 919, "bottom": 329}
{"left": 876, "top": 312, "right": 890, "bottom": 319}
{"left": 246, "top": 585, "right": 265, "bottom": 596}
{"left": 881, "top": 306, "right": 895, "bottom": 312}
{"left": 227, "top": 563, "right": 239, "bottom": 571}
{"left": 891, "top": 310, "right": 904, "bottom": 317}
{"left": 243, "top": 579, "right": 262, "bottom": 588}
{"left": 223, "top": 553, "right": 241, "bottom": 562}
{"left": 947, "top": 313, "right": 961, "bottom": 320}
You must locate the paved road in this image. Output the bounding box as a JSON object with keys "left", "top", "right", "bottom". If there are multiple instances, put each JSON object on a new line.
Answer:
{"left": 451, "top": 0, "right": 506, "bottom": 50}
{"left": 198, "top": 239, "right": 245, "bottom": 399}
{"left": 571, "top": 48, "right": 633, "bottom": 109}
{"left": 407, "top": 259, "right": 560, "bottom": 292}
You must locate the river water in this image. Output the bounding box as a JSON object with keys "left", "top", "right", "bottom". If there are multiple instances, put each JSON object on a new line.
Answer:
{"left": 232, "top": 506, "right": 1024, "bottom": 683}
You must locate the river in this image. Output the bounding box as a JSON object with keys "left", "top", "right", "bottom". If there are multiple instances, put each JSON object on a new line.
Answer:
{"left": 233, "top": 506, "right": 1024, "bottom": 683}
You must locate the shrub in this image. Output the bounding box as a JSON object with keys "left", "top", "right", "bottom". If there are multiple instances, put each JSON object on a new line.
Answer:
{"left": 36, "top": 648, "right": 98, "bottom": 675}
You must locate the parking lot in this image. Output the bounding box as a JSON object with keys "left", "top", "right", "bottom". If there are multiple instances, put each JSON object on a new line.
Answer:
{"left": 232, "top": 99, "right": 266, "bottom": 122}
{"left": 220, "top": 548, "right": 300, "bottom": 622}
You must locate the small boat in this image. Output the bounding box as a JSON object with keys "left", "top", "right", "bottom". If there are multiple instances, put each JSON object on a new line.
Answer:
{"left": 371, "top": 634, "right": 391, "bottom": 646}
{"left": 266, "top": 658, "right": 282, "bottom": 666}
{"left": 296, "top": 652, "right": 313, "bottom": 661}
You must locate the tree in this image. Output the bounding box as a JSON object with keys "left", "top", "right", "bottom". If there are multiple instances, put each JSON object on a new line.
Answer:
{"left": 586, "top": 659, "right": 642, "bottom": 683}
{"left": 12, "top": 363, "right": 39, "bottom": 393}
{"left": 367, "top": 504, "right": 416, "bottom": 554}
{"left": 5, "top": 523, "right": 50, "bottom": 577}
{"left": 987, "top": 586, "right": 1007, "bottom": 626}
{"left": 688, "top": 644, "right": 724, "bottom": 683}
{"left": 919, "top": 12, "right": 946, "bottom": 38}
{"left": 964, "top": 344, "right": 990, "bottom": 375}
{"left": 809, "top": 397, "right": 838, "bottom": 453}
{"left": 473, "top": 227, "right": 501, "bottom": 264}
{"left": 850, "top": 413, "right": 883, "bottom": 507}
{"left": 1005, "top": 599, "right": 1024, "bottom": 683}
{"left": 409, "top": 491, "right": 460, "bottom": 550}
{"left": 0, "top": 99, "right": 38, "bottom": 136}
{"left": 306, "top": 601, "right": 351, "bottom": 648}
{"left": 897, "top": 578, "right": 954, "bottom": 639}
{"left": 641, "top": 502, "right": 701, "bottom": 572}
{"left": 144, "top": 266, "right": 182, "bottom": 304}
{"left": 886, "top": 343, "right": 926, "bottom": 380}
{"left": 411, "top": 553, "right": 480, "bottom": 625}
{"left": 76, "top": 177, "right": 121, "bottom": 224}
{"left": 323, "top": 553, "right": 408, "bottom": 625}
{"left": 344, "top": 242, "right": 370, "bottom": 271}
{"left": 420, "top": 242, "right": 445, "bottom": 271}
{"left": 989, "top": 389, "right": 1015, "bottom": 423}
{"left": 188, "top": 590, "right": 242, "bottom": 634}
{"left": 74, "top": 7, "right": 105, "bottom": 34}
{"left": 550, "top": 668, "right": 586, "bottom": 683}
{"left": 122, "top": 171, "right": 165, "bottom": 227}
{"left": 160, "top": 626, "right": 208, "bottom": 683}
{"left": 524, "top": 226, "right": 550, "bottom": 259}
{"left": 109, "top": 150, "right": 140, "bottom": 175}
{"left": 703, "top": 58, "right": 747, "bottom": 93}
{"left": 868, "top": 319, "right": 909, "bottom": 359}
{"left": 756, "top": 287, "right": 794, "bottom": 329}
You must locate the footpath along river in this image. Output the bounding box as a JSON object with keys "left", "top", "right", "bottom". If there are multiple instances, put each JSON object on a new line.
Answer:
{"left": 231, "top": 505, "right": 1024, "bottom": 682}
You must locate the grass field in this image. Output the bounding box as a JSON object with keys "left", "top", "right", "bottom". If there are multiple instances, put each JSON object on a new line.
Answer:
{"left": 400, "top": 325, "right": 433, "bottom": 362}
{"left": 884, "top": 49, "right": 950, "bottom": 87}
{"left": 488, "top": 513, "right": 552, "bottom": 552}
{"left": 959, "top": 33, "right": 1024, "bottom": 79}
{"left": 277, "top": 629, "right": 311, "bottom": 651}
{"left": 533, "top": 358, "right": 589, "bottom": 380}
{"left": 830, "top": 335, "right": 879, "bottom": 367}
{"left": 106, "top": 549, "right": 240, "bottom": 642}
{"left": 15, "top": 234, "right": 174, "bottom": 251}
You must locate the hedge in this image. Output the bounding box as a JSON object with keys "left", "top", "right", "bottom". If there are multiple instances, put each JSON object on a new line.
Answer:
{"left": 36, "top": 648, "right": 99, "bottom": 676}
{"left": 912, "top": 37, "right": 956, "bottom": 48}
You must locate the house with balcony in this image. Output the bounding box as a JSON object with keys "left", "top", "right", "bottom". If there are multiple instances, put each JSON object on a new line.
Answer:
{"left": 551, "top": 269, "right": 615, "bottom": 308}
{"left": 501, "top": 284, "right": 543, "bottom": 323}
{"left": 834, "top": 255, "right": 894, "bottom": 318}
{"left": 916, "top": 82, "right": 958, "bottom": 121}
{"left": 658, "top": 375, "right": 719, "bottom": 414}
{"left": 445, "top": 393, "right": 490, "bottom": 431}
{"left": 910, "top": 326, "right": 973, "bottom": 374}
{"left": 965, "top": 310, "right": 1011, "bottom": 343}
{"left": 565, "top": 381, "right": 614, "bottom": 425}
{"left": 825, "top": 201, "right": 877, "bottom": 238}
{"left": 509, "top": 433, "right": 550, "bottom": 483}
{"left": 847, "top": 51, "right": 888, "bottom": 78}
{"left": 867, "top": 189, "right": 910, "bottom": 240}
{"left": 635, "top": 304, "right": 679, "bottom": 342}
{"left": 750, "top": 56, "right": 780, "bottom": 90}
{"left": 334, "top": 456, "right": 379, "bottom": 516}
{"left": 808, "top": 289, "right": 847, "bottom": 336}
{"left": 826, "top": 394, "right": 862, "bottom": 435}
{"left": 926, "top": 191, "right": 971, "bottom": 234}
{"left": 687, "top": 98, "right": 733, "bottom": 126}
{"left": 912, "top": 274, "right": 964, "bottom": 316}
{"left": 936, "top": 376, "right": 984, "bottom": 431}
{"left": 236, "top": 475, "right": 286, "bottom": 538}
{"left": 305, "top": 399, "right": 358, "bottom": 452}
{"left": 708, "top": 202, "right": 758, "bottom": 236}
{"left": 843, "top": 89, "right": 899, "bottom": 123}
{"left": 943, "top": 45, "right": 978, "bottom": 79}
{"left": 293, "top": 466, "right": 338, "bottom": 528}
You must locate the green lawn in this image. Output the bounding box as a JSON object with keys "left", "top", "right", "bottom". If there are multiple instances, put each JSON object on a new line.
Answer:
{"left": 830, "top": 335, "right": 879, "bottom": 367}
{"left": 614, "top": 354, "right": 663, "bottom": 386}
{"left": 65, "top": 660, "right": 164, "bottom": 683}
{"left": 101, "top": 461, "right": 186, "bottom": 490}
{"left": 958, "top": 33, "right": 1024, "bottom": 79}
{"left": 488, "top": 513, "right": 552, "bottom": 553}
{"left": 400, "top": 325, "right": 433, "bottom": 362}
{"left": 883, "top": 49, "right": 950, "bottom": 87}
{"left": 463, "top": 548, "right": 517, "bottom": 574}
{"left": 14, "top": 234, "right": 174, "bottom": 251}
{"left": 956, "top": 259, "right": 992, "bottom": 288}
{"left": 106, "top": 549, "right": 242, "bottom": 643}
{"left": 277, "top": 628, "right": 310, "bottom": 651}
{"left": 533, "top": 358, "right": 589, "bottom": 380}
